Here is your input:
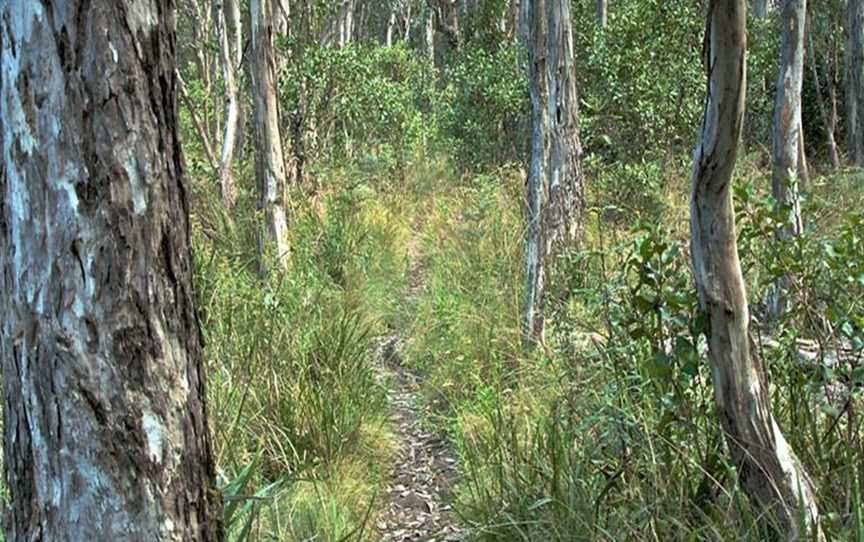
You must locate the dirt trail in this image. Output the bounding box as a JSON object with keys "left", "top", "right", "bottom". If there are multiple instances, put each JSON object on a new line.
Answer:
{"left": 374, "top": 234, "right": 465, "bottom": 541}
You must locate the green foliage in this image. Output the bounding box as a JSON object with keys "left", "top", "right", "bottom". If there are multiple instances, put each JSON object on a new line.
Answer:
{"left": 221, "top": 457, "right": 287, "bottom": 542}
{"left": 407, "top": 168, "right": 525, "bottom": 407}
{"left": 404, "top": 157, "right": 864, "bottom": 539}
{"left": 190, "top": 168, "right": 412, "bottom": 539}
{"left": 279, "top": 43, "right": 440, "bottom": 171}
{"left": 573, "top": 0, "right": 705, "bottom": 161}
{"left": 168, "top": 2, "right": 864, "bottom": 539}
{"left": 441, "top": 44, "right": 529, "bottom": 168}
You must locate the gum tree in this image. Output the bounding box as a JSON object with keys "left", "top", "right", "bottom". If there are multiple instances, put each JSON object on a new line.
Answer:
{"left": 251, "top": 0, "right": 291, "bottom": 268}
{"left": 768, "top": 0, "right": 807, "bottom": 319}
{"left": 0, "top": 1, "right": 222, "bottom": 539}
{"left": 689, "top": 0, "right": 823, "bottom": 538}
{"left": 522, "top": 0, "right": 585, "bottom": 344}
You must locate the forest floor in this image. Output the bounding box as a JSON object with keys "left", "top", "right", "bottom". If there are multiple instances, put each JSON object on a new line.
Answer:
{"left": 374, "top": 232, "right": 466, "bottom": 542}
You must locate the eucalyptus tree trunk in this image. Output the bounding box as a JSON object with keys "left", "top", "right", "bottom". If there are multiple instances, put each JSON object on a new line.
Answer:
{"left": 273, "top": 0, "right": 290, "bottom": 35}
{"left": 426, "top": 8, "right": 436, "bottom": 63}
{"left": 768, "top": 0, "right": 806, "bottom": 320}
{"left": 754, "top": 0, "right": 777, "bottom": 17}
{"left": 690, "top": 1, "right": 822, "bottom": 538}
{"left": 252, "top": 0, "right": 291, "bottom": 269}
{"left": 386, "top": 11, "right": 397, "bottom": 45}
{"left": 808, "top": 18, "right": 841, "bottom": 170}
{"left": 522, "top": 0, "right": 585, "bottom": 345}
{"left": 755, "top": 0, "right": 768, "bottom": 17}
{"left": 797, "top": 124, "right": 809, "bottom": 186}
{"left": 216, "top": 0, "right": 243, "bottom": 209}
{"left": 0, "top": 1, "right": 222, "bottom": 540}
{"left": 336, "top": 0, "right": 356, "bottom": 48}
{"left": 846, "top": 0, "right": 864, "bottom": 165}
{"left": 404, "top": 1, "right": 413, "bottom": 42}
{"left": 596, "top": 0, "right": 608, "bottom": 28}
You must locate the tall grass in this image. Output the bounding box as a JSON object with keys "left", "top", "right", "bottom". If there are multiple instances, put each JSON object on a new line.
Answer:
{"left": 405, "top": 158, "right": 864, "bottom": 540}
{"left": 191, "top": 164, "right": 412, "bottom": 540}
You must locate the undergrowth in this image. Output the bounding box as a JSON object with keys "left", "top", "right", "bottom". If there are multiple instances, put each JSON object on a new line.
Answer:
{"left": 192, "top": 164, "right": 413, "bottom": 541}
{"left": 404, "top": 157, "right": 864, "bottom": 541}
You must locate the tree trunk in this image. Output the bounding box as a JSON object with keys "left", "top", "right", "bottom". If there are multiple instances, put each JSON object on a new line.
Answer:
{"left": 386, "top": 11, "right": 397, "bottom": 46}
{"left": 404, "top": 1, "right": 413, "bottom": 42}
{"left": 216, "top": 0, "right": 242, "bottom": 209}
{"left": 522, "top": 0, "right": 585, "bottom": 345}
{"left": 337, "top": 0, "right": 356, "bottom": 48}
{"left": 797, "top": 121, "right": 809, "bottom": 186}
{"left": 808, "top": 10, "right": 841, "bottom": 170}
{"left": 596, "top": 0, "right": 608, "bottom": 28}
{"left": 690, "top": 1, "right": 823, "bottom": 539}
{"left": 0, "top": 1, "right": 223, "bottom": 540}
{"left": 754, "top": 0, "right": 776, "bottom": 18}
{"left": 425, "top": 8, "right": 436, "bottom": 63}
{"left": 273, "top": 0, "right": 290, "bottom": 35}
{"left": 847, "top": 0, "right": 864, "bottom": 165}
{"left": 251, "top": 0, "right": 291, "bottom": 269}
{"left": 768, "top": 0, "right": 806, "bottom": 320}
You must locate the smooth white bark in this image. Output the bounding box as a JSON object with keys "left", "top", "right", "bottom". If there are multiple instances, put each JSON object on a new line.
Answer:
{"left": 690, "top": 2, "right": 823, "bottom": 538}
{"left": 251, "top": 0, "right": 291, "bottom": 268}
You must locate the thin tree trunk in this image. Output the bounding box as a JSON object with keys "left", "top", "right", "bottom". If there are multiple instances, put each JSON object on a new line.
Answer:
{"left": 828, "top": 62, "right": 842, "bottom": 165}
{"left": 387, "top": 11, "right": 397, "bottom": 46}
{"left": 216, "top": 0, "right": 242, "bottom": 209}
{"left": 509, "top": 0, "right": 520, "bottom": 41}
{"left": 847, "top": 0, "right": 864, "bottom": 165}
{"left": 338, "top": 0, "right": 356, "bottom": 48}
{"left": 808, "top": 11, "right": 841, "bottom": 169}
{"left": 426, "top": 8, "right": 436, "bottom": 63}
{"left": 404, "top": 2, "right": 413, "bottom": 42}
{"left": 596, "top": 0, "right": 608, "bottom": 28}
{"left": 0, "top": 1, "right": 222, "bottom": 539}
{"left": 178, "top": 71, "right": 219, "bottom": 171}
{"left": 690, "top": 1, "right": 823, "bottom": 539}
{"left": 522, "top": 0, "right": 585, "bottom": 345}
{"left": 798, "top": 122, "right": 810, "bottom": 186}
{"left": 252, "top": 0, "right": 291, "bottom": 269}
{"left": 768, "top": 0, "right": 806, "bottom": 320}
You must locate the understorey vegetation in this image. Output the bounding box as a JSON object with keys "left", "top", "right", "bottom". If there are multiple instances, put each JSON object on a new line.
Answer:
{"left": 174, "top": 1, "right": 864, "bottom": 539}
{"left": 4, "top": 0, "right": 864, "bottom": 540}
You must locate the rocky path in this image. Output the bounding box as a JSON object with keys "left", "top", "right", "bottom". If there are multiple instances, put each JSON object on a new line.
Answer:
{"left": 374, "top": 335, "right": 464, "bottom": 542}
{"left": 374, "top": 233, "right": 465, "bottom": 541}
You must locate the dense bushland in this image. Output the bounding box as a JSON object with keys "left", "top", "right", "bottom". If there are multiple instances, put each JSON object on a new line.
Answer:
{"left": 169, "top": 0, "right": 864, "bottom": 540}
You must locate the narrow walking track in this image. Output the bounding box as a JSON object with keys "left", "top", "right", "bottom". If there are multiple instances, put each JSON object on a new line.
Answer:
{"left": 374, "top": 336, "right": 464, "bottom": 541}
{"left": 374, "top": 232, "right": 465, "bottom": 541}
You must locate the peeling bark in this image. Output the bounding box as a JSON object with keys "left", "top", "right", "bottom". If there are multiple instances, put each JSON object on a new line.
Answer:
{"left": 0, "top": 1, "right": 222, "bottom": 539}
{"left": 522, "top": 0, "right": 585, "bottom": 345}
{"left": 690, "top": 1, "right": 823, "bottom": 539}
{"left": 768, "top": 0, "right": 806, "bottom": 320}
{"left": 251, "top": 0, "right": 291, "bottom": 269}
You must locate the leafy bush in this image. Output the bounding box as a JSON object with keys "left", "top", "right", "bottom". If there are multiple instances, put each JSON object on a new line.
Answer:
{"left": 441, "top": 43, "right": 529, "bottom": 168}
{"left": 279, "top": 43, "right": 440, "bottom": 171}
{"left": 573, "top": 0, "right": 705, "bottom": 161}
